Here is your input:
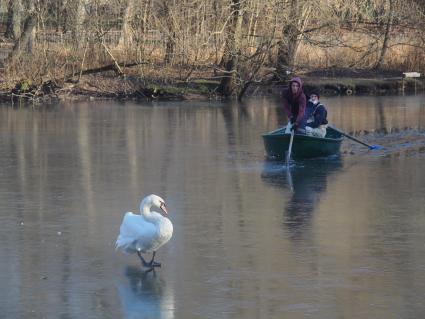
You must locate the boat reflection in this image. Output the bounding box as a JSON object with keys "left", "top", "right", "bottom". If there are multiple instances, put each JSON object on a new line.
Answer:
{"left": 118, "top": 266, "right": 175, "bottom": 319}
{"left": 261, "top": 158, "right": 342, "bottom": 240}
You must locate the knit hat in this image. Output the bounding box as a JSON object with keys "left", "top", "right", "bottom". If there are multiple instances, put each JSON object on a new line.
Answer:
{"left": 310, "top": 92, "right": 320, "bottom": 98}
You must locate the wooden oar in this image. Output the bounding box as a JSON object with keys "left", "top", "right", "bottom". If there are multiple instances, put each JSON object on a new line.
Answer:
{"left": 286, "top": 129, "right": 295, "bottom": 164}
{"left": 286, "top": 162, "right": 294, "bottom": 192}
{"left": 330, "top": 126, "right": 382, "bottom": 150}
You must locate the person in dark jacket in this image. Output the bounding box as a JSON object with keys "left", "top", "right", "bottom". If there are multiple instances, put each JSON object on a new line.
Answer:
{"left": 304, "top": 92, "right": 328, "bottom": 138}
{"left": 282, "top": 77, "right": 307, "bottom": 134}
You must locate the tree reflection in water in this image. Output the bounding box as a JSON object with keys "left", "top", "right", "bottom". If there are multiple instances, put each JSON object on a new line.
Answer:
{"left": 261, "top": 157, "right": 342, "bottom": 240}
{"left": 118, "top": 266, "right": 175, "bottom": 319}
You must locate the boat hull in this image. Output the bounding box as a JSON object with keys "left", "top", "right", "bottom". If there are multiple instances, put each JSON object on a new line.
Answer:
{"left": 262, "top": 127, "right": 343, "bottom": 159}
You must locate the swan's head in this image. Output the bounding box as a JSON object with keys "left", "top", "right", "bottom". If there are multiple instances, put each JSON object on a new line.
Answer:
{"left": 141, "top": 194, "right": 168, "bottom": 216}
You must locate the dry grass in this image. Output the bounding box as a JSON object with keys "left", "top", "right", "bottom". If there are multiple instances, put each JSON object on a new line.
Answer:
{"left": 296, "top": 30, "right": 425, "bottom": 72}
{"left": 1, "top": 28, "right": 423, "bottom": 95}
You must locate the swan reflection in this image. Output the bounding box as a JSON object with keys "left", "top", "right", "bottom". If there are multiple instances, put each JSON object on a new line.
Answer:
{"left": 262, "top": 158, "right": 342, "bottom": 239}
{"left": 118, "top": 266, "right": 175, "bottom": 319}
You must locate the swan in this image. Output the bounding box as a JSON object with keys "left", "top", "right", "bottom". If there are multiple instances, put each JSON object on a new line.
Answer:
{"left": 116, "top": 194, "right": 173, "bottom": 268}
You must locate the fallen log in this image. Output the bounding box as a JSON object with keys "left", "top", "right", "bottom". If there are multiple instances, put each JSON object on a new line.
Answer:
{"left": 65, "top": 62, "right": 148, "bottom": 81}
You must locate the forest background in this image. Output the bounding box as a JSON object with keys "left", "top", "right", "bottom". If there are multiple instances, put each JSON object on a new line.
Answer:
{"left": 0, "top": 0, "right": 424, "bottom": 101}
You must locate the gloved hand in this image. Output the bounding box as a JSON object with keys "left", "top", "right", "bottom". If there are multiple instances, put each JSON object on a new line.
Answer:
{"left": 291, "top": 122, "right": 298, "bottom": 131}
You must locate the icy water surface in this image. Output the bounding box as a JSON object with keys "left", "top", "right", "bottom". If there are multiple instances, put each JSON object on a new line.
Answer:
{"left": 0, "top": 95, "right": 425, "bottom": 318}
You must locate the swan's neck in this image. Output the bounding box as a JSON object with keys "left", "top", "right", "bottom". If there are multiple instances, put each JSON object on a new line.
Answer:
{"left": 140, "top": 201, "right": 161, "bottom": 224}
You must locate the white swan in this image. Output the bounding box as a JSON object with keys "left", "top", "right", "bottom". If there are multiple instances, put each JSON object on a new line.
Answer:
{"left": 116, "top": 194, "right": 173, "bottom": 268}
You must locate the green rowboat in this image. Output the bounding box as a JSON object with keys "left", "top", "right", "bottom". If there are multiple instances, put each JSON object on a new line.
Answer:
{"left": 262, "top": 126, "right": 343, "bottom": 159}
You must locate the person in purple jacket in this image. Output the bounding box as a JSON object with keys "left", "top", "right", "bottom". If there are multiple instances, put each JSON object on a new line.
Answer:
{"left": 282, "top": 77, "right": 307, "bottom": 134}
{"left": 304, "top": 92, "right": 328, "bottom": 138}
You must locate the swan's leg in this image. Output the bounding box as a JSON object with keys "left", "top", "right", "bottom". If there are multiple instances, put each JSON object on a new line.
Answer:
{"left": 142, "top": 268, "right": 154, "bottom": 276}
{"left": 137, "top": 251, "right": 150, "bottom": 268}
{"left": 150, "top": 251, "right": 161, "bottom": 267}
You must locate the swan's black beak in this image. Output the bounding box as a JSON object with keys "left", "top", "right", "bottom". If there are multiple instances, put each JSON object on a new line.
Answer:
{"left": 160, "top": 202, "right": 168, "bottom": 216}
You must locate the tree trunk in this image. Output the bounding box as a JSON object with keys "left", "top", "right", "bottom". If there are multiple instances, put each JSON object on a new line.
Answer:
{"left": 276, "top": 0, "right": 311, "bottom": 78}
{"left": 6, "top": 11, "right": 37, "bottom": 64}
{"left": 162, "top": 1, "right": 176, "bottom": 65}
{"left": 135, "top": 0, "right": 151, "bottom": 63}
{"left": 69, "top": 0, "right": 87, "bottom": 47}
{"left": 5, "top": 0, "right": 23, "bottom": 40}
{"left": 164, "top": 36, "right": 175, "bottom": 64}
{"left": 117, "top": 0, "right": 134, "bottom": 48}
{"left": 217, "top": 0, "right": 244, "bottom": 97}
{"left": 277, "top": 25, "right": 298, "bottom": 73}
{"left": 374, "top": 0, "right": 394, "bottom": 70}
{"left": 25, "top": 0, "right": 36, "bottom": 53}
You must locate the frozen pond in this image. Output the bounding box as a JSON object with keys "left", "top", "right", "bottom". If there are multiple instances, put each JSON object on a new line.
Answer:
{"left": 1, "top": 95, "right": 425, "bottom": 318}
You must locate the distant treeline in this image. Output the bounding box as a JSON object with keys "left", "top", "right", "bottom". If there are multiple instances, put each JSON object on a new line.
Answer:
{"left": 0, "top": 0, "right": 424, "bottom": 98}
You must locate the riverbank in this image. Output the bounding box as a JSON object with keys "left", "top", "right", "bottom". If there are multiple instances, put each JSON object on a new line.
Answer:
{"left": 0, "top": 66, "right": 423, "bottom": 104}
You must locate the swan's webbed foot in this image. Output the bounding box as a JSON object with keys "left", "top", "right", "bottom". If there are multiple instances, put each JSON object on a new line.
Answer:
{"left": 137, "top": 251, "right": 161, "bottom": 269}
{"left": 142, "top": 267, "right": 155, "bottom": 275}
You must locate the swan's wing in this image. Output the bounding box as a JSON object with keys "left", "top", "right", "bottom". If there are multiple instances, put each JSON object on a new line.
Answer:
{"left": 116, "top": 212, "right": 157, "bottom": 253}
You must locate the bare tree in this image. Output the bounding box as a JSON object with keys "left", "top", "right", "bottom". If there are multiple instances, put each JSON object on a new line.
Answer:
{"left": 5, "top": 0, "right": 23, "bottom": 40}
{"left": 374, "top": 0, "right": 395, "bottom": 69}
{"left": 118, "top": 0, "right": 135, "bottom": 48}
{"left": 276, "top": 0, "right": 312, "bottom": 76}
{"left": 6, "top": 10, "right": 37, "bottom": 64}
{"left": 130, "top": 0, "right": 153, "bottom": 65}
{"left": 156, "top": 0, "right": 177, "bottom": 65}
{"left": 2, "top": 0, "right": 425, "bottom": 95}
{"left": 67, "top": 0, "right": 88, "bottom": 47}
{"left": 217, "top": 0, "right": 245, "bottom": 97}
